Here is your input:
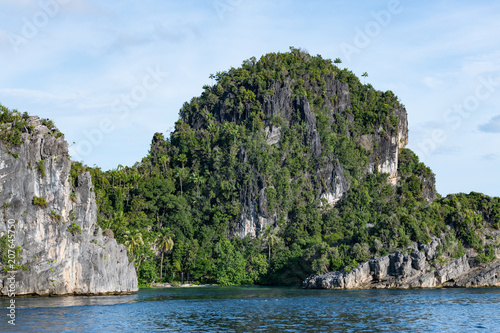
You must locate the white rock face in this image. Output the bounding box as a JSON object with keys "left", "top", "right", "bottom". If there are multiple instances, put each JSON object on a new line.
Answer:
{"left": 0, "top": 120, "right": 138, "bottom": 295}
{"left": 237, "top": 188, "right": 277, "bottom": 238}
{"left": 357, "top": 117, "right": 408, "bottom": 187}
{"left": 265, "top": 125, "right": 282, "bottom": 145}
{"left": 320, "top": 181, "right": 345, "bottom": 207}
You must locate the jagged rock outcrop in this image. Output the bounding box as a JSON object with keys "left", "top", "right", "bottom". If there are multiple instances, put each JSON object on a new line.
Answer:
{"left": 0, "top": 118, "right": 138, "bottom": 295}
{"left": 419, "top": 172, "right": 437, "bottom": 202}
{"left": 228, "top": 76, "right": 408, "bottom": 237}
{"left": 183, "top": 69, "right": 412, "bottom": 238}
{"left": 229, "top": 78, "right": 357, "bottom": 237}
{"left": 303, "top": 238, "right": 500, "bottom": 289}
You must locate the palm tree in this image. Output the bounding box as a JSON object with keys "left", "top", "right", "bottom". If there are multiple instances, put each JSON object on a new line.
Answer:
{"left": 207, "top": 123, "right": 218, "bottom": 135}
{"left": 298, "top": 122, "right": 307, "bottom": 138}
{"left": 130, "top": 173, "right": 141, "bottom": 190}
{"left": 361, "top": 72, "right": 369, "bottom": 101}
{"left": 109, "top": 169, "right": 117, "bottom": 187}
{"left": 159, "top": 155, "right": 169, "bottom": 173}
{"left": 158, "top": 232, "right": 174, "bottom": 281}
{"left": 263, "top": 225, "right": 279, "bottom": 265}
{"left": 176, "top": 154, "right": 187, "bottom": 196}
{"left": 175, "top": 169, "right": 185, "bottom": 197}
{"left": 362, "top": 72, "right": 368, "bottom": 84}
{"left": 334, "top": 58, "right": 342, "bottom": 65}
{"left": 123, "top": 231, "right": 144, "bottom": 264}
{"left": 223, "top": 122, "right": 238, "bottom": 145}
{"left": 190, "top": 172, "right": 204, "bottom": 198}
{"left": 141, "top": 154, "right": 153, "bottom": 177}
{"left": 229, "top": 124, "right": 238, "bottom": 145}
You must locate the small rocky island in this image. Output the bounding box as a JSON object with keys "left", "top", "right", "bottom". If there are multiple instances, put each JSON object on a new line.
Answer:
{"left": 1, "top": 50, "right": 498, "bottom": 290}
{"left": 303, "top": 237, "right": 500, "bottom": 289}
{"left": 0, "top": 116, "right": 137, "bottom": 296}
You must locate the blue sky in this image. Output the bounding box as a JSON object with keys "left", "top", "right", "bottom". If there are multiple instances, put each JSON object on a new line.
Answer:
{"left": 0, "top": 0, "right": 499, "bottom": 197}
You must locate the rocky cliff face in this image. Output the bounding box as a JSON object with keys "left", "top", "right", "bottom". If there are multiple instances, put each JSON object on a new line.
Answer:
{"left": 303, "top": 238, "right": 500, "bottom": 290}
{"left": 357, "top": 106, "right": 408, "bottom": 186}
{"left": 0, "top": 117, "right": 138, "bottom": 295}
{"left": 226, "top": 77, "right": 354, "bottom": 237}
{"left": 206, "top": 75, "right": 410, "bottom": 238}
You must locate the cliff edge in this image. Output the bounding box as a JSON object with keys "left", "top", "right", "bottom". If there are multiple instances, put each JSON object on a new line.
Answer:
{"left": 0, "top": 116, "right": 138, "bottom": 295}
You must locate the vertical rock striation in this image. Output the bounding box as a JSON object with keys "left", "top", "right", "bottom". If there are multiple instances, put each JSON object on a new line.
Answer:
{"left": 211, "top": 75, "right": 409, "bottom": 238}
{"left": 0, "top": 118, "right": 138, "bottom": 295}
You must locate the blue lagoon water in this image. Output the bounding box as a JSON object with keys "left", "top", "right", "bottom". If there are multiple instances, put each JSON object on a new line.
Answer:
{"left": 0, "top": 287, "right": 499, "bottom": 332}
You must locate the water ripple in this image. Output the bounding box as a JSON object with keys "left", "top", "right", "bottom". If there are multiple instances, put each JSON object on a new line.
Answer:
{"left": 0, "top": 287, "right": 498, "bottom": 332}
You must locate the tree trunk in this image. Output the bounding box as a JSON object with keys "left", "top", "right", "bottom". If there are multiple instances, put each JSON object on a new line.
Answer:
{"left": 137, "top": 254, "right": 145, "bottom": 269}
{"left": 160, "top": 252, "right": 164, "bottom": 281}
{"left": 268, "top": 244, "right": 271, "bottom": 265}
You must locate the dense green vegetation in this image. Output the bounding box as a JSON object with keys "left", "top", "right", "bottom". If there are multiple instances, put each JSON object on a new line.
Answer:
{"left": 69, "top": 49, "right": 497, "bottom": 287}
{"left": 0, "top": 104, "right": 62, "bottom": 149}
{"left": 3, "top": 49, "right": 498, "bottom": 286}
{"left": 0, "top": 105, "right": 30, "bottom": 148}
{"left": 0, "top": 234, "right": 23, "bottom": 271}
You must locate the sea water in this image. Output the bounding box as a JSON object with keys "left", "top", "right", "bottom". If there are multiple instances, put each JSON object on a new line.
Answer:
{"left": 0, "top": 287, "right": 499, "bottom": 332}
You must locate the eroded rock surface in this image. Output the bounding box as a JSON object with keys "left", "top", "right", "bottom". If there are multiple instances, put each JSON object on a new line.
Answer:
{"left": 0, "top": 119, "right": 138, "bottom": 295}
{"left": 207, "top": 75, "right": 410, "bottom": 238}
{"left": 303, "top": 239, "right": 500, "bottom": 290}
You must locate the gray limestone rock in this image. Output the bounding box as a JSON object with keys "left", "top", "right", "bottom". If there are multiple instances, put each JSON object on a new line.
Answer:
{"left": 411, "top": 250, "right": 427, "bottom": 271}
{"left": 226, "top": 74, "right": 410, "bottom": 238}
{"left": 370, "top": 255, "right": 390, "bottom": 281}
{"left": 0, "top": 120, "right": 138, "bottom": 295}
{"left": 303, "top": 239, "right": 500, "bottom": 290}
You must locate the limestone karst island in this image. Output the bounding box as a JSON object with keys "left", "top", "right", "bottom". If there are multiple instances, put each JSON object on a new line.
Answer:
{"left": 1, "top": 49, "right": 499, "bottom": 295}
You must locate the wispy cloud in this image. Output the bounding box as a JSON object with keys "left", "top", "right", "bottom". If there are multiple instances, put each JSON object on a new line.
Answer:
{"left": 481, "top": 153, "right": 498, "bottom": 161}
{"left": 431, "top": 145, "right": 461, "bottom": 156}
{"left": 0, "top": 88, "right": 74, "bottom": 102}
{"left": 479, "top": 115, "right": 500, "bottom": 133}
{"left": 0, "top": 0, "right": 35, "bottom": 8}
{"left": 0, "top": 29, "right": 9, "bottom": 45}
{"left": 0, "top": 0, "right": 499, "bottom": 196}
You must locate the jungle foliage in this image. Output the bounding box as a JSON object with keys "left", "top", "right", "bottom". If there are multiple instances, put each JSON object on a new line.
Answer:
{"left": 14, "top": 49, "right": 499, "bottom": 286}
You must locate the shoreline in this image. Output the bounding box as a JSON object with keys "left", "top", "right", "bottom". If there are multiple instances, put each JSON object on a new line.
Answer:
{"left": 148, "top": 283, "right": 218, "bottom": 288}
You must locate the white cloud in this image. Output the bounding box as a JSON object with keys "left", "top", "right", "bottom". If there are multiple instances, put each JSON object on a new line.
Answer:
{"left": 462, "top": 60, "right": 500, "bottom": 77}
{"left": 431, "top": 145, "right": 461, "bottom": 156}
{"left": 61, "top": 0, "right": 105, "bottom": 15}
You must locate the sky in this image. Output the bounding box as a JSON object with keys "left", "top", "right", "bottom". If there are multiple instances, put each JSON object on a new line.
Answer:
{"left": 0, "top": 0, "right": 499, "bottom": 197}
